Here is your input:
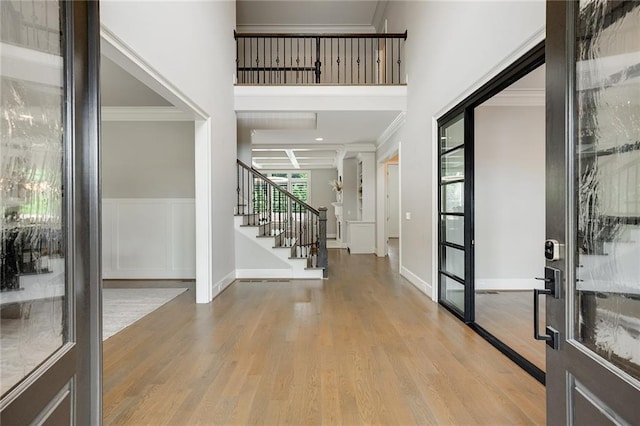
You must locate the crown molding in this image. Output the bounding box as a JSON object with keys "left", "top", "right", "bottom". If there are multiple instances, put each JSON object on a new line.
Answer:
{"left": 479, "top": 89, "right": 545, "bottom": 107}
{"left": 376, "top": 111, "right": 405, "bottom": 147}
{"left": 101, "top": 106, "right": 192, "bottom": 122}
{"left": 236, "top": 24, "right": 377, "bottom": 34}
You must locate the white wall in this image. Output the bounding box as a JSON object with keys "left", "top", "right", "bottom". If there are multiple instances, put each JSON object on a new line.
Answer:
{"left": 309, "top": 168, "right": 338, "bottom": 237}
{"left": 474, "top": 105, "right": 545, "bottom": 290}
{"left": 102, "top": 199, "right": 195, "bottom": 279}
{"left": 381, "top": 1, "right": 545, "bottom": 299}
{"left": 102, "top": 121, "right": 194, "bottom": 198}
{"left": 101, "top": 1, "right": 237, "bottom": 302}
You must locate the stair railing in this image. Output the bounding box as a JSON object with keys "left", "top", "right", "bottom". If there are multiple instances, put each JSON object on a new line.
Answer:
{"left": 236, "top": 160, "right": 327, "bottom": 276}
{"left": 234, "top": 30, "right": 407, "bottom": 85}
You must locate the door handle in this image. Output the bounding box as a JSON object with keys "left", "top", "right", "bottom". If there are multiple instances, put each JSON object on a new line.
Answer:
{"left": 533, "top": 267, "right": 560, "bottom": 349}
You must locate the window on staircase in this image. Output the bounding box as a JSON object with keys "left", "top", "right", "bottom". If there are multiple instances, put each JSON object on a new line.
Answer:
{"left": 265, "top": 171, "right": 310, "bottom": 210}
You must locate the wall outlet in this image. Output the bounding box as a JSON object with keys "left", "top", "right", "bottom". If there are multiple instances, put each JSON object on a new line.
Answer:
{"left": 405, "top": 212, "right": 411, "bottom": 220}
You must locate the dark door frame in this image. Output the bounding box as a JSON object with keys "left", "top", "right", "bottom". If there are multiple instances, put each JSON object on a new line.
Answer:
{"left": 437, "top": 41, "right": 546, "bottom": 384}
{"left": 0, "top": 1, "right": 102, "bottom": 424}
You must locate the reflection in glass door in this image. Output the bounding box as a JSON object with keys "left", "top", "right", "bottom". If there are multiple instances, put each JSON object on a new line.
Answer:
{"left": 438, "top": 114, "right": 469, "bottom": 317}
{"left": 0, "top": 1, "right": 101, "bottom": 423}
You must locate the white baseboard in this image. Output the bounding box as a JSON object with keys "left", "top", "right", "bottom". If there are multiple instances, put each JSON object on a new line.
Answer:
{"left": 327, "top": 240, "right": 346, "bottom": 249}
{"left": 103, "top": 270, "right": 195, "bottom": 280}
{"left": 210, "top": 270, "right": 236, "bottom": 301}
{"left": 401, "top": 266, "right": 434, "bottom": 301}
{"left": 235, "top": 268, "right": 323, "bottom": 279}
{"left": 475, "top": 278, "right": 543, "bottom": 291}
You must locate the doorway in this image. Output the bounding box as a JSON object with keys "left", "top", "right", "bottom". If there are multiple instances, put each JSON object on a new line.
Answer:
{"left": 437, "top": 42, "right": 546, "bottom": 382}
{"left": 473, "top": 65, "right": 546, "bottom": 375}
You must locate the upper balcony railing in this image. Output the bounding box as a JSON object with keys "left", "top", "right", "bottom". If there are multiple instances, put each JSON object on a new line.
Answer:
{"left": 234, "top": 31, "right": 407, "bottom": 85}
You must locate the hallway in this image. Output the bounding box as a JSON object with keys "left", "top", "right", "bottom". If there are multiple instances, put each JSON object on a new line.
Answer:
{"left": 103, "top": 249, "right": 545, "bottom": 425}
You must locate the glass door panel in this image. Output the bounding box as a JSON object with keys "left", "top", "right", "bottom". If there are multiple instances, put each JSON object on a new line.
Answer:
{"left": 441, "top": 215, "right": 464, "bottom": 246}
{"left": 575, "top": 0, "right": 640, "bottom": 382}
{"left": 438, "top": 113, "right": 468, "bottom": 317}
{"left": 1, "top": 0, "right": 67, "bottom": 396}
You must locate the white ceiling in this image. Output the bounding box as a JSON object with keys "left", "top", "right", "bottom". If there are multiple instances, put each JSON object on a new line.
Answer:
{"left": 245, "top": 110, "right": 402, "bottom": 169}
{"left": 237, "top": 0, "right": 386, "bottom": 30}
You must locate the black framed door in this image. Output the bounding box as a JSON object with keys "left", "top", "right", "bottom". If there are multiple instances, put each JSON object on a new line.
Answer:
{"left": 438, "top": 113, "right": 473, "bottom": 320}
{"left": 0, "top": 1, "right": 101, "bottom": 424}
{"left": 544, "top": 1, "right": 640, "bottom": 423}
{"left": 437, "top": 41, "right": 546, "bottom": 381}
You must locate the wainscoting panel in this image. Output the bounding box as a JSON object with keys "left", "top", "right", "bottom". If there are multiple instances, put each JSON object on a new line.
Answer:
{"left": 102, "top": 199, "right": 195, "bottom": 279}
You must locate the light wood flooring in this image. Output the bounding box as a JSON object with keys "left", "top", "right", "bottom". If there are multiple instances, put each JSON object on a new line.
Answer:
{"left": 103, "top": 248, "right": 545, "bottom": 425}
{"left": 475, "top": 291, "right": 546, "bottom": 371}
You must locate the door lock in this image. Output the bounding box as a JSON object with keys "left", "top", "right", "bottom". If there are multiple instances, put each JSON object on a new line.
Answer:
{"left": 533, "top": 267, "right": 561, "bottom": 349}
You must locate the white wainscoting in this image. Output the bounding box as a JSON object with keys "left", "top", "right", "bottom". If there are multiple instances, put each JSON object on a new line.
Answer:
{"left": 102, "top": 199, "right": 196, "bottom": 279}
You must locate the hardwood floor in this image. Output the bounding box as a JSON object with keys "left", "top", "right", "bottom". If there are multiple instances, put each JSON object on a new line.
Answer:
{"left": 103, "top": 249, "right": 545, "bottom": 425}
{"left": 475, "top": 291, "right": 546, "bottom": 371}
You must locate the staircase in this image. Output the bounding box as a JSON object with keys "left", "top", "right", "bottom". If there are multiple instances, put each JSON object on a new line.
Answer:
{"left": 235, "top": 160, "right": 327, "bottom": 279}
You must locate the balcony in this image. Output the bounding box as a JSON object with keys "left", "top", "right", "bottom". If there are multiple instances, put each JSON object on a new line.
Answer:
{"left": 234, "top": 31, "right": 407, "bottom": 86}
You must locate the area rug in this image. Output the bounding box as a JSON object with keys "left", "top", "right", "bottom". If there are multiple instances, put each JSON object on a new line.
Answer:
{"left": 102, "top": 288, "right": 188, "bottom": 340}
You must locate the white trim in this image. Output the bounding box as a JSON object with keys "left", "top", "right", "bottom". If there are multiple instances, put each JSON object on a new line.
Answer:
{"left": 479, "top": 89, "right": 545, "bottom": 107}
{"left": 236, "top": 24, "right": 376, "bottom": 34}
{"left": 431, "top": 117, "right": 439, "bottom": 302}
{"left": 101, "top": 106, "right": 193, "bottom": 122}
{"left": 401, "top": 266, "right": 434, "bottom": 301}
{"left": 327, "top": 233, "right": 337, "bottom": 239}
{"left": 433, "top": 26, "right": 545, "bottom": 120}
{"left": 100, "top": 26, "right": 215, "bottom": 304}
{"left": 212, "top": 271, "right": 237, "bottom": 299}
{"left": 100, "top": 26, "right": 208, "bottom": 120}
{"left": 376, "top": 111, "right": 406, "bottom": 147}
{"left": 195, "top": 119, "right": 213, "bottom": 303}
{"left": 234, "top": 85, "right": 407, "bottom": 112}
{"left": 236, "top": 269, "right": 294, "bottom": 279}
{"left": 327, "top": 240, "right": 346, "bottom": 249}
{"left": 235, "top": 269, "right": 323, "bottom": 279}
{"left": 398, "top": 143, "right": 402, "bottom": 272}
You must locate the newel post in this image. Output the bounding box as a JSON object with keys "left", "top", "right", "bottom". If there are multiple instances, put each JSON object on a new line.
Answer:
{"left": 318, "top": 207, "right": 328, "bottom": 277}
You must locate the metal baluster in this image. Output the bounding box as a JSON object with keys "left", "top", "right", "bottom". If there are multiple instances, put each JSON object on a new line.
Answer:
{"left": 357, "top": 38, "right": 360, "bottom": 84}
{"left": 235, "top": 34, "right": 239, "bottom": 84}
{"left": 296, "top": 39, "right": 300, "bottom": 83}
{"left": 337, "top": 38, "right": 340, "bottom": 83}
{"left": 391, "top": 36, "right": 394, "bottom": 84}
{"left": 323, "top": 38, "right": 326, "bottom": 84}
{"left": 331, "top": 38, "right": 334, "bottom": 83}
{"left": 364, "top": 38, "right": 367, "bottom": 84}
{"left": 377, "top": 39, "right": 380, "bottom": 84}
{"left": 350, "top": 38, "right": 353, "bottom": 84}
{"left": 269, "top": 38, "right": 272, "bottom": 84}
{"left": 276, "top": 38, "right": 280, "bottom": 84}
{"left": 250, "top": 37, "right": 253, "bottom": 83}
{"left": 397, "top": 38, "right": 402, "bottom": 84}
{"left": 344, "top": 38, "right": 347, "bottom": 83}
{"left": 243, "top": 37, "right": 246, "bottom": 83}
{"left": 263, "top": 37, "right": 266, "bottom": 84}
{"left": 386, "top": 38, "right": 389, "bottom": 84}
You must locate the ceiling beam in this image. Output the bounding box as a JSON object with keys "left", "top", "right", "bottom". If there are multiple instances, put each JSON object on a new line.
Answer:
{"left": 285, "top": 149, "right": 300, "bottom": 169}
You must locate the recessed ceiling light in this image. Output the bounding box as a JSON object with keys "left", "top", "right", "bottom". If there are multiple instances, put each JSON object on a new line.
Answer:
{"left": 315, "top": 137, "right": 324, "bottom": 141}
